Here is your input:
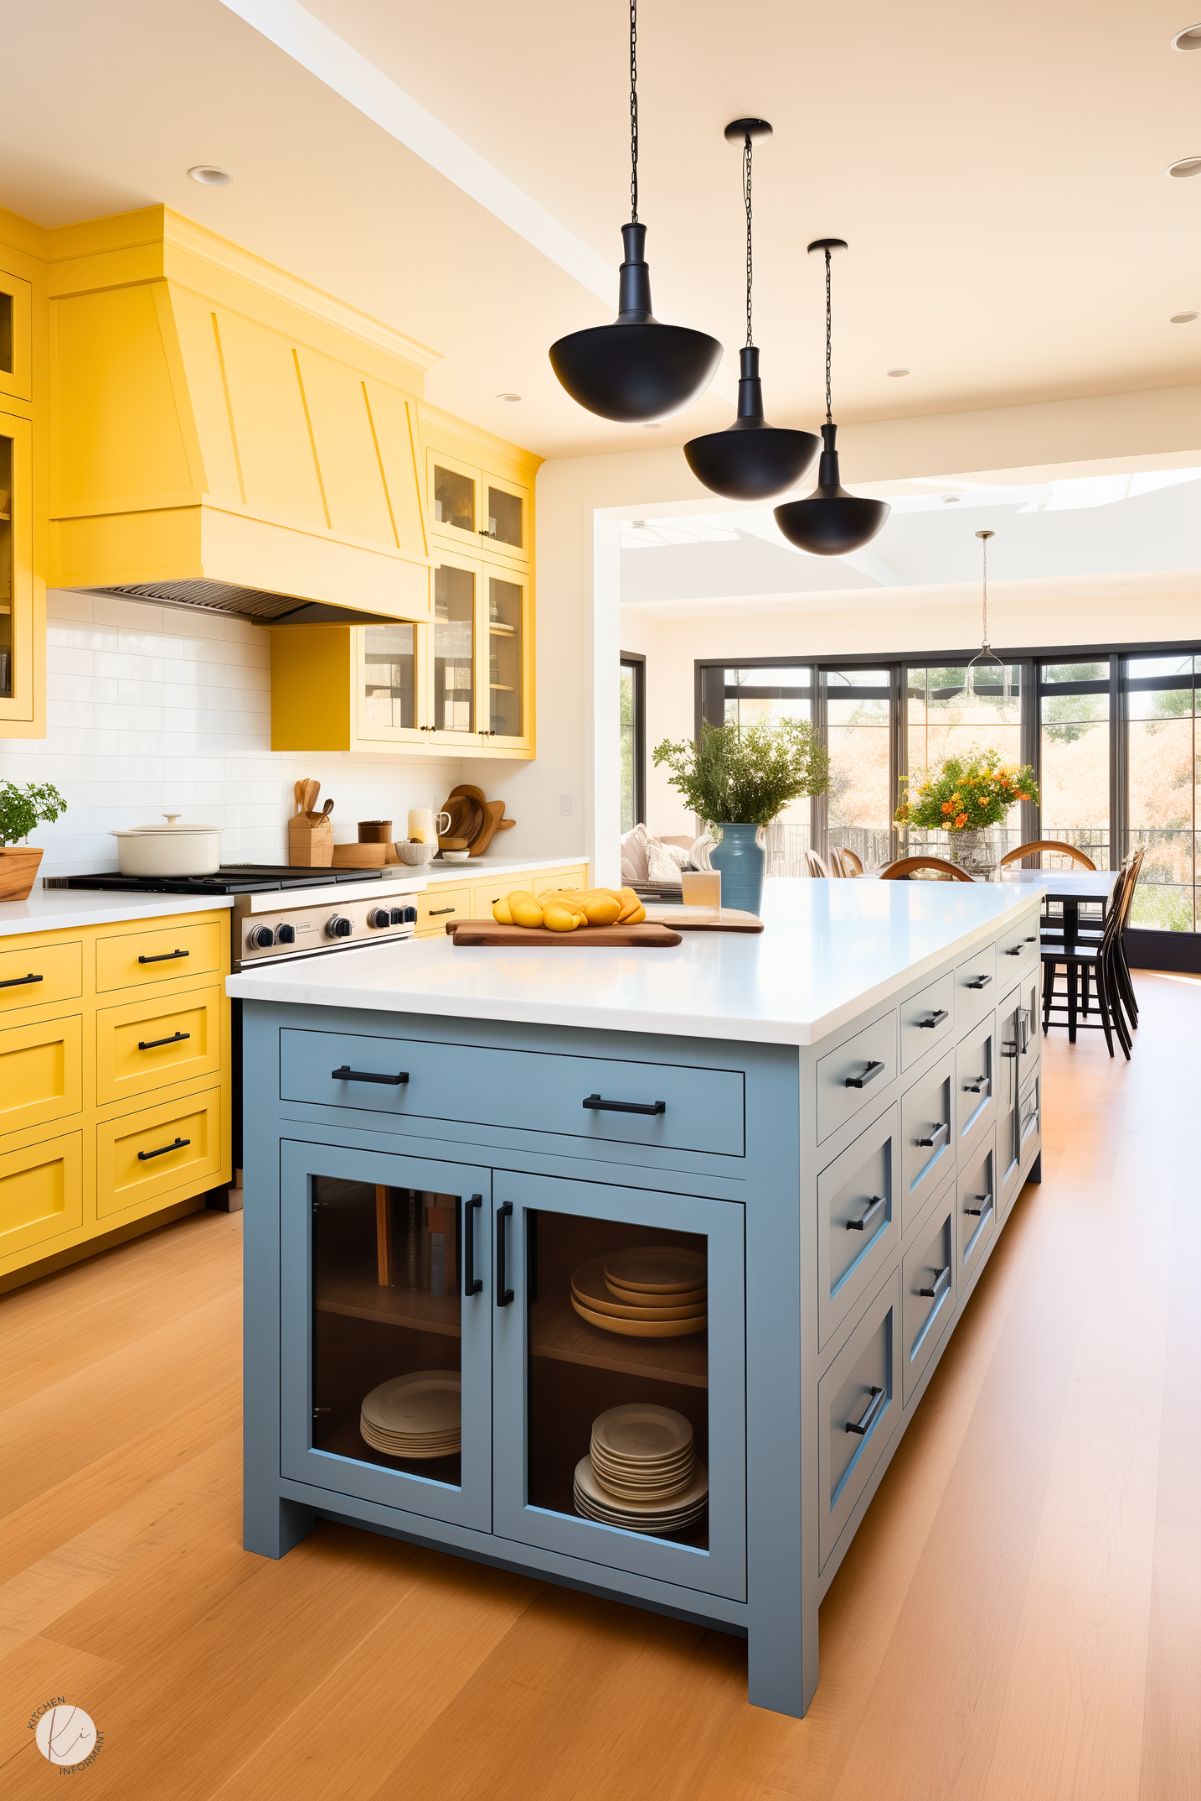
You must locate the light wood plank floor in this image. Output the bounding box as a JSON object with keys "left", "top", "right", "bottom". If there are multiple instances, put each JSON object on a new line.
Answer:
{"left": 1, "top": 973, "right": 1197, "bottom": 1800}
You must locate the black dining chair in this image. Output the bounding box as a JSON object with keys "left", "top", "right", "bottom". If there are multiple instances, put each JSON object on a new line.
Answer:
{"left": 1040, "top": 847, "right": 1143, "bottom": 1036}
{"left": 1040, "top": 867, "right": 1131, "bottom": 1059}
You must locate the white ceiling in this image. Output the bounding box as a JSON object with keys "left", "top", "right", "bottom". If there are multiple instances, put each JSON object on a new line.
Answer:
{"left": 1, "top": 0, "right": 1199, "bottom": 457}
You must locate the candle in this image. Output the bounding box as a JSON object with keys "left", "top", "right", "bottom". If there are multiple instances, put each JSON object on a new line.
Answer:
{"left": 408, "top": 807, "right": 436, "bottom": 844}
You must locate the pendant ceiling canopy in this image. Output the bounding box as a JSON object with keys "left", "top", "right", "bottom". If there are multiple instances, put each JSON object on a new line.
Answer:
{"left": 683, "top": 121, "right": 819, "bottom": 500}
{"left": 773, "top": 240, "right": 890, "bottom": 556}
{"left": 548, "top": 1, "right": 722, "bottom": 423}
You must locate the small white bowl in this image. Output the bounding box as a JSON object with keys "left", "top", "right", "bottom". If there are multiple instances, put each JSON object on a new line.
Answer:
{"left": 394, "top": 841, "right": 436, "bottom": 866}
{"left": 438, "top": 849, "right": 471, "bottom": 863}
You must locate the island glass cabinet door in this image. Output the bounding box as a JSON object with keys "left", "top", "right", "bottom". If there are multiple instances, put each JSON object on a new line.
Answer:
{"left": 491, "top": 1171, "right": 747, "bottom": 1602}
{"left": 279, "top": 1140, "right": 493, "bottom": 1531}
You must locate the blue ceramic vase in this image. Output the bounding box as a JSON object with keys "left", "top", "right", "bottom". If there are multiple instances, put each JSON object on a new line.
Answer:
{"left": 710, "top": 823, "right": 765, "bottom": 915}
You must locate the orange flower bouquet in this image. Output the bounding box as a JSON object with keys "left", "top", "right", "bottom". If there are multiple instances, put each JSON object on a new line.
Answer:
{"left": 895, "top": 748, "right": 1039, "bottom": 832}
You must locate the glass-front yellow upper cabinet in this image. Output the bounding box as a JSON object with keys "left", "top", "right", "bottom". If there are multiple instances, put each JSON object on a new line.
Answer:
{"left": 0, "top": 412, "right": 35, "bottom": 730}
{"left": 356, "top": 621, "right": 425, "bottom": 746}
{"left": 483, "top": 570, "right": 531, "bottom": 748}
{"left": 0, "top": 268, "right": 33, "bottom": 405}
{"left": 427, "top": 448, "right": 530, "bottom": 567}
{"left": 480, "top": 472, "right": 528, "bottom": 564}
{"left": 429, "top": 557, "right": 478, "bottom": 744}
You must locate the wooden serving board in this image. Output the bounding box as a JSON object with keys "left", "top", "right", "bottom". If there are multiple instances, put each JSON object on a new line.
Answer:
{"left": 643, "top": 905, "right": 764, "bottom": 934}
{"left": 448, "top": 919, "right": 682, "bottom": 948}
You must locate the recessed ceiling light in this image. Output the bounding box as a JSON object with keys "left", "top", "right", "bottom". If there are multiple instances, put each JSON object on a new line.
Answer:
{"left": 942, "top": 495, "right": 960, "bottom": 504}
{"left": 1172, "top": 23, "right": 1201, "bottom": 49}
{"left": 495, "top": 391, "right": 522, "bottom": 402}
{"left": 187, "top": 165, "right": 231, "bottom": 186}
{"left": 1167, "top": 156, "right": 1201, "bottom": 178}
{"left": 643, "top": 422, "right": 662, "bottom": 430}
{"left": 1170, "top": 311, "right": 1199, "bottom": 323}
{"left": 886, "top": 368, "right": 910, "bottom": 378}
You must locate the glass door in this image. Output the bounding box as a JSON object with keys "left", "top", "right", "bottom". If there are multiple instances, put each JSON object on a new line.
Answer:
{"left": 356, "top": 622, "right": 425, "bottom": 744}
{"left": 822, "top": 667, "right": 895, "bottom": 870}
{"left": 480, "top": 472, "right": 529, "bottom": 564}
{"left": 280, "top": 1141, "right": 492, "bottom": 1530}
{"left": 0, "top": 269, "right": 32, "bottom": 403}
{"left": 0, "top": 412, "right": 33, "bottom": 726}
{"left": 482, "top": 571, "right": 529, "bottom": 746}
{"left": 428, "top": 451, "right": 480, "bottom": 551}
{"left": 429, "top": 557, "right": 478, "bottom": 744}
{"left": 492, "top": 1171, "right": 746, "bottom": 1601}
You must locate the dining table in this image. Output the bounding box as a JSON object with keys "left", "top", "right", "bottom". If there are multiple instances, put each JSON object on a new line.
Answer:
{"left": 997, "top": 867, "right": 1117, "bottom": 949}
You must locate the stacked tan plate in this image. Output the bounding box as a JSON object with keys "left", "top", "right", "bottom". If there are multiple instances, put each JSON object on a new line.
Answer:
{"left": 360, "top": 1370, "right": 461, "bottom": 1460}
{"left": 570, "top": 1247, "right": 707, "bottom": 1338}
{"left": 573, "top": 1403, "right": 708, "bottom": 1535}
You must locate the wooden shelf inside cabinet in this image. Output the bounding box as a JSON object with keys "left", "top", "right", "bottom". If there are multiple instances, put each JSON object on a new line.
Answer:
{"left": 316, "top": 1273, "right": 462, "bottom": 1339}
{"left": 530, "top": 1287, "right": 709, "bottom": 1388}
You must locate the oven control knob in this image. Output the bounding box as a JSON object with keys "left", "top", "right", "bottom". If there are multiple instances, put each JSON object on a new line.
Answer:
{"left": 389, "top": 906, "right": 409, "bottom": 925}
{"left": 276, "top": 923, "right": 296, "bottom": 945}
{"left": 248, "top": 925, "right": 275, "bottom": 949}
{"left": 368, "top": 908, "right": 392, "bottom": 929}
{"left": 326, "top": 915, "right": 353, "bottom": 939}
{"left": 402, "top": 906, "right": 418, "bottom": 925}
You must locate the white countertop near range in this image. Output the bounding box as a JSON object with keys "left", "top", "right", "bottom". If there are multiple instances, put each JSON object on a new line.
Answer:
{"left": 420, "top": 854, "right": 587, "bottom": 885}
{"left": 228, "top": 879, "right": 1038, "bottom": 1047}
{"left": 0, "top": 885, "right": 236, "bottom": 937}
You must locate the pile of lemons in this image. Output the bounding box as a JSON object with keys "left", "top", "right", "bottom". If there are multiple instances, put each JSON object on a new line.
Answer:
{"left": 492, "top": 885, "right": 648, "bottom": 933}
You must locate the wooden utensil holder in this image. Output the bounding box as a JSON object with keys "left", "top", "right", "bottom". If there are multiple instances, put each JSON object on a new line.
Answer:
{"left": 288, "top": 813, "right": 333, "bottom": 867}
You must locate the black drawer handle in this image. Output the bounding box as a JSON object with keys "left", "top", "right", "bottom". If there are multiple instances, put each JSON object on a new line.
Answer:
{"left": 845, "top": 1385, "right": 885, "bottom": 1437}
{"left": 916, "top": 1008, "right": 948, "bottom": 1029}
{"left": 1000, "top": 1040, "right": 1019, "bottom": 1059}
{"left": 496, "top": 1200, "right": 514, "bottom": 1306}
{"left": 965, "top": 973, "right": 993, "bottom": 990}
{"left": 138, "top": 1030, "right": 190, "bottom": 1051}
{"left": 918, "top": 1264, "right": 952, "bottom": 1302}
{"left": 138, "top": 949, "right": 189, "bottom": 964}
{"left": 0, "top": 971, "right": 43, "bottom": 989}
{"left": 1024, "top": 935, "right": 1038, "bottom": 943}
{"left": 916, "top": 1120, "right": 950, "bottom": 1150}
{"left": 331, "top": 1065, "right": 410, "bottom": 1086}
{"left": 463, "top": 1194, "right": 482, "bottom": 1296}
{"left": 1004, "top": 945, "right": 1023, "bottom": 957}
{"left": 428, "top": 906, "right": 457, "bottom": 917}
{"left": 962, "top": 1075, "right": 989, "bottom": 1094}
{"left": 846, "top": 1194, "right": 887, "bottom": 1234}
{"left": 845, "top": 1058, "right": 884, "bottom": 1090}
{"left": 964, "top": 1192, "right": 993, "bottom": 1217}
{"left": 582, "top": 1093, "right": 666, "bottom": 1116}
{"left": 137, "top": 1135, "right": 190, "bottom": 1161}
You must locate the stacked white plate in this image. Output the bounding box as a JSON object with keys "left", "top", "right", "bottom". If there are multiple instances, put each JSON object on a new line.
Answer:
{"left": 570, "top": 1247, "right": 708, "bottom": 1339}
{"left": 573, "top": 1403, "right": 708, "bottom": 1535}
{"left": 360, "top": 1369, "right": 461, "bottom": 1460}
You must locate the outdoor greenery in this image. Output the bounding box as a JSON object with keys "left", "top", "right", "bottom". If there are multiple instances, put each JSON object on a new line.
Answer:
{"left": 653, "top": 719, "right": 829, "bottom": 828}
{"left": 896, "top": 748, "right": 1039, "bottom": 832}
{"left": 0, "top": 780, "right": 68, "bottom": 847}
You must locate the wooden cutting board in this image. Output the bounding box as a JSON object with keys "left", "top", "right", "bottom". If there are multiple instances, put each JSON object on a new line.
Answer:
{"left": 642, "top": 906, "right": 764, "bottom": 934}
{"left": 449, "top": 919, "right": 682, "bottom": 948}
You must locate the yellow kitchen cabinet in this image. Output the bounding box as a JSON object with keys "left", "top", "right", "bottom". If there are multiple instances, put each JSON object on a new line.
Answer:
{"left": 0, "top": 909, "right": 232, "bottom": 1288}
{"left": 414, "top": 885, "right": 473, "bottom": 937}
{"left": 414, "top": 865, "right": 591, "bottom": 937}
{"left": 468, "top": 866, "right": 589, "bottom": 917}
{"left": 0, "top": 213, "right": 47, "bottom": 738}
{"left": 429, "top": 446, "right": 530, "bottom": 567}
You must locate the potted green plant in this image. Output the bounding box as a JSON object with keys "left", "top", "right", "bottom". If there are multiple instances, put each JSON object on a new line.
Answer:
{"left": 894, "top": 748, "right": 1038, "bottom": 876}
{"left": 653, "top": 720, "right": 828, "bottom": 913}
{"left": 0, "top": 780, "right": 68, "bottom": 900}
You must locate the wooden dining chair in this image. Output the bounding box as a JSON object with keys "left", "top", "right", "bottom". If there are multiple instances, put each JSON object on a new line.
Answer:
{"left": 804, "top": 848, "right": 831, "bottom": 878}
{"left": 878, "top": 856, "right": 974, "bottom": 882}
{"left": 998, "top": 840, "right": 1096, "bottom": 870}
{"left": 833, "top": 846, "right": 863, "bottom": 876}
{"left": 1040, "top": 868, "right": 1130, "bottom": 1058}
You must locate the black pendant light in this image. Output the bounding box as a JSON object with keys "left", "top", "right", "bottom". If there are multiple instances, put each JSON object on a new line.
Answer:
{"left": 683, "top": 122, "right": 819, "bottom": 499}
{"left": 773, "top": 241, "right": 890, "bottom": 555}
{"left": 548, "top": 1, "right": 722, "bottom": 422}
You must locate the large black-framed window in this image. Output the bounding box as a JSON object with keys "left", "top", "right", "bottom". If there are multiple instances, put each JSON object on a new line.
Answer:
{"left": 695, "top": 641, "right": 1201, "bottom": 962}
{"left": 619, "top": 652, "right": 646, "bottom": 833}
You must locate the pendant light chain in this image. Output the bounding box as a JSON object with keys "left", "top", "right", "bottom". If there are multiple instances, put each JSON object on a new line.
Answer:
{"left": 824, "top": 247, "right": 834, "bottom": 425}
{"left": 980, "top": 530, "right": 991, "bottom": 650}
{"left": 743, "top": 133, "right": 754, "bottom": 347}
{"left": 629, "top": 0, "right": 639, "bottom": 224}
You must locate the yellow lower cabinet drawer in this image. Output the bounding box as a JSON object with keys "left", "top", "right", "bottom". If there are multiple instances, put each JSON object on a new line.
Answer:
{"left": 96, "top": 984, "right": 224, "bottom": 1107}
{"left": 95, "top": 917, "right": 225, "bottom": 993}
{"left": 0, "top": 1130, "right": 85, "bottom": 1261}
{"left": 0, "top": 1013, "right": 84, "bottom": 1137}
{"left": 0, "top": 940, "right": 84, "bottom": 1017}
{"left": 416, "top": 886, "right": 472, "bottom": 936}
{"left": 96, "top": 1088, "right": 225, "bottom": 1221}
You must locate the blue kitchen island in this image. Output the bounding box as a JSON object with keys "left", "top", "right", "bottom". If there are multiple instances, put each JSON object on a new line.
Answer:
{"left": 228, "top": 879, "right": 1044, "bottom": 1717}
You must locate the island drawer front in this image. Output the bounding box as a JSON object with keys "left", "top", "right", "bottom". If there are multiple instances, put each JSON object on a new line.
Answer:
{"left": 279, "top": 1029, "right": 746, "bottom": 1158}
{"left": 816, "top": 1012, "right": 898, "bottom": 1145}
{"left": 901, "top": 1178, "right": 956, "bottom": 1405}
{"left": 998, "top": 916, "right": 1041, "bottom": 978}
{"left": 900, "top": 1049, "right": 955, "bottom": 1233}
{"left": 817, "top": 1103, "right": 900, "bottom": 1352}
{"left": 1018, "top": 1068, "right": 1041, "bottom": 1169}
{"left": 957, "top": 1131, "right": 997, "bottom": 1289}
{"left": 0, "top": 1013, "right": 83, "bottom": 1139}
{"left": 818, "top": 1268, "right": 901, "bottom": 1568}
{"left": 955, "top": 1012, "right": 997, "bottom": 1149}
{"left": 954, "top": 942, "right": 998, "bottom": 1030}
{"left": 0, "top": 1129, "right": 85, "bottom": 1261}
{"left": 0, "top": 941, "right": 83, "bottom": 1017}
{"left": 899, "top": 972, "right": 955, "bottom": 1072}
{"left": 96, "top": 1085, "right": 225, "bottom": 1220}
{"left": 95, "top": 918, "right": 225, "bottom": 993}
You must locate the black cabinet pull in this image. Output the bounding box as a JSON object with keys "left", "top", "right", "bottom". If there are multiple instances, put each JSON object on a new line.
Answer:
{"left": 1000, "top": 1039, "right": 1019, "bottom": 1059}
{"left": 917, "top": 1008, "right": 948, "bottom": 1029}
{"left": 582, "top": 1093, "right": 666, "bottom": 1117}
{"left": 0, "top": 971, "right": 43, "bottom": 989}
{"left": 918, "top": 1264, "right": 952, "bottom": 1302}
{"left": 964, "top": 1192, "right": 993, "bottom": 1217}
{"left": 428, "top": 906, "right": 456, "bottom": 917}
{"left": 846, "top": 1194, "right": 887, "bottom": 1234}
{"left": 330, "top": 1065, "right": 409, "bottom": 1086}
{"left": 916, "top": 1120, "right": 950, "bottom": 1149}
{"left": 138, "top": 1030, "right": 190, "bottom": 1051}
{"left": 965, "top": 972, "right": 993, "bottom": 990}
{"left": 137, "top": 1135, "right": 190, "bottom": 1162}
{"left": 137, "top": 948, "right": 189, "bottom": 964}
{"left": 1004, "top": 945, "right": 1023, "bottom": 956}
{"left": 845, "top": 1385, "right": 885, "bottom": 1437}
{"left": 844, "top": 1058, "right": 884, "bottom": 1090}
{"left": 495, "top": 1200, "right": 514, "bottom": 1306}
{"left": 463, "top": 1194, "right": 482, "bottom": 1297}
{"left": 1024, "top": 935, "right": 1038, "bottom": 943}
{"left": 962, "top": 1075, "right": 989, "bottom": 1094}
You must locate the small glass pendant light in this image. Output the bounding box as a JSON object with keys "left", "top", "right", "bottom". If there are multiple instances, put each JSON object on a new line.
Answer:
{"left": 549, "top": 0, "right": 722, "bottom": 423}
{"left": 966, "top": 528, "right": 1008, "bottom": 700}
{"left": 773, "top": 240, "right": 889, "bottom": 555}
{"left": 683, "top": 121, "right": 819, "bottom": 499}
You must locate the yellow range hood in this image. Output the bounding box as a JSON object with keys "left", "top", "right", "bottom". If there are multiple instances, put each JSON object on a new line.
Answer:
{"left": 47, "top": 208, "right": 436, "bottom": 625}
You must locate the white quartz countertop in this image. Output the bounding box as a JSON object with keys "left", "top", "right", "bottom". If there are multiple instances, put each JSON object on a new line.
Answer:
{"left": 421, "top": 854, "right": 586, "bottom": 885}
{"left": 0, "top": 885, "right": 235, "bottom": 937}
{"left": 227, "top": 880, "right": 1040, "bottom": 1047}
